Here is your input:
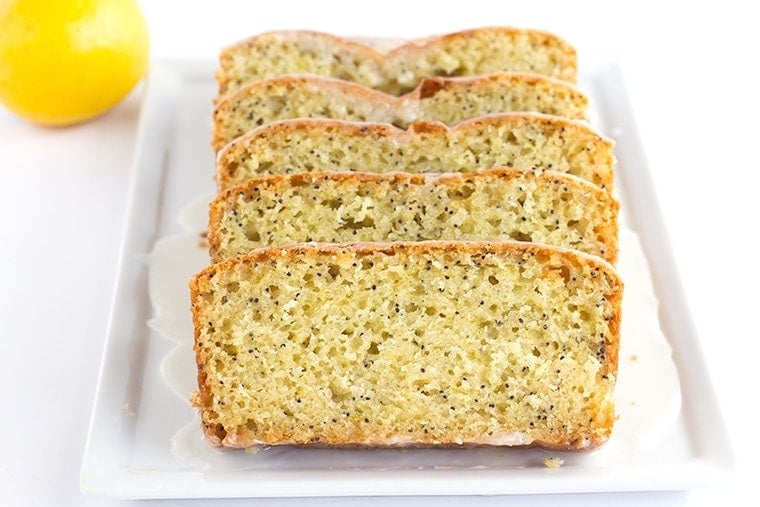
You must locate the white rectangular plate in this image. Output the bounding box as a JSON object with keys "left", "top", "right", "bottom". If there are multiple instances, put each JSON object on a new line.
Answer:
{"left": 80, "top": 60, "right": 733, "bottom": 499}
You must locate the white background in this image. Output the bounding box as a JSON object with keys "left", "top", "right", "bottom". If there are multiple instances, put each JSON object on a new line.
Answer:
{"left": 1, "top": 1, "right": 757, "bottom": 505}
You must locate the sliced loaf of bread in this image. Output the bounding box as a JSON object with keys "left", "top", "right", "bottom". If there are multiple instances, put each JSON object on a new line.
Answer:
{"left": 216, "top": 114, "right": 614, "bottom": 191}
{"left": 212, "top": 73, "right": 588, "bottom": 151}
{"left": 190, "top": 240, "right": 622, "bottom": 450}
{"left": 217, "top": 27, "right": 577, "bottom": 97}
{"left": 208, "top": 169, "right": 619, "bottom": 263}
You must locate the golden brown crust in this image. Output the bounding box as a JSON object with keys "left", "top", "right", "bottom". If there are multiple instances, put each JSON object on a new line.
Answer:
{"left": 190, "top": 306, "right": 221, "bottom": 445}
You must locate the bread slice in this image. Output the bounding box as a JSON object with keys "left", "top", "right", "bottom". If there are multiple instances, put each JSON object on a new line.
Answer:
{"left": 216, "top": 114, "right": 614, "bottom": 191}
{"left": 212, "top": 73, "right": 588, "bottom": 151}
{"left": 217, "top": 27, "right": 577, "bottom": 96}
{"left": 190, "top": 241, "right": 622, "bottom": 450}
{"left": 208, "top": 169, "right": 619, "bottom": 263}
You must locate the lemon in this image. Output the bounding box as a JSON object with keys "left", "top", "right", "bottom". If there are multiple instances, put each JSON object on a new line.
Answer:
{"left": 0, "top": 0, "right": 149, "bottom": 126}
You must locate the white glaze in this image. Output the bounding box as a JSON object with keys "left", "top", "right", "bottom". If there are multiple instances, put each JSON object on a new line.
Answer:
{"left": 150, "top": 195, "right": 681, "bottom": 468}
{"left": 474, "top": 432, "right": 530, "bottom": 446}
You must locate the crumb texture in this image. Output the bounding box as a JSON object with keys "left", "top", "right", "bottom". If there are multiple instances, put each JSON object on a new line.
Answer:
{"left": 191, "top": 242, "right": 621, "bottom": 450}
{"left": 209, "top": 169, "right": 619, "bottom": 263}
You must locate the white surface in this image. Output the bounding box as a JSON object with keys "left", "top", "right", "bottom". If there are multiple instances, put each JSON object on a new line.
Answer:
{"left": 79, "top": 59, "right": 690, "bottom": 497}
{"left": 1, "top": 1, "right": 757, "bottom": 505}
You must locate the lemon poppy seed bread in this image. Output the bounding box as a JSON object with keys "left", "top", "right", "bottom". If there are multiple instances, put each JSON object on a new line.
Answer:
{"left": 190, "top": 241, "right": 622, "bottom": 450}
{"left": 194, "top": 26, "right": 623, "bottom": 452}
{"left": 208, "top": 169, "right": 619, "bottom": 263}
{"left": 211, "top": 73, "right": 588, "bottom": 151}
{"left": 217, "top": 27, "right": 577, "bottom": 97}
{"left": 216, "top": 114, "right": 614, "bottom": 190}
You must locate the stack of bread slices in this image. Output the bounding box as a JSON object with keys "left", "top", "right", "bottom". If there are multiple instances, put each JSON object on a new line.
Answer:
{"left": 190, "top": 27, "right": 623, "bottom": 452}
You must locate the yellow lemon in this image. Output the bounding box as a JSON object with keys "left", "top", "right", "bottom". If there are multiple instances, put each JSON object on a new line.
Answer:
{"left": 0, "top": 0, "right": 149, "bottom": 126}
